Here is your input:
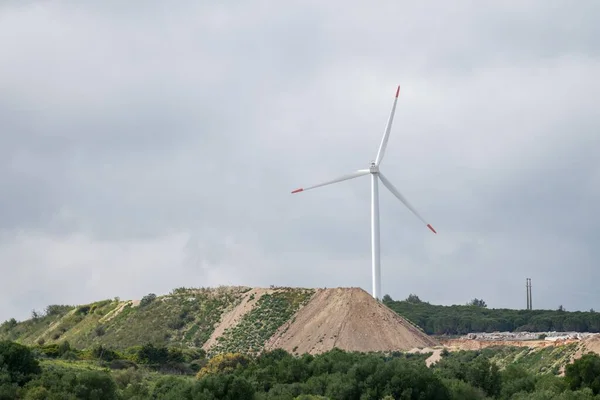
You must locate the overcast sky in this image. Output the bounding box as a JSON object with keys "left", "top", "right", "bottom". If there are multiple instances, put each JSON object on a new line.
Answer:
{"left": 1, "top": 1, "right": 599, "bottom": 322}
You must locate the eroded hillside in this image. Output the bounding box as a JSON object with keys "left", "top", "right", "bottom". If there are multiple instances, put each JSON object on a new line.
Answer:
{"left": 0, "top": 286, "right": 436, "bottom": 355}
{"left": 0, "top": 286, "right": 250, "bottom": 349}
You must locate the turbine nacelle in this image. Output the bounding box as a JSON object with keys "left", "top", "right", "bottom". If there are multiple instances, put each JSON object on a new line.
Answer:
{"left": 290, "top": 85, "right": 437, "bottom": 300}
{"left": 369, "top": 162, "right": 379, "bottom": 174}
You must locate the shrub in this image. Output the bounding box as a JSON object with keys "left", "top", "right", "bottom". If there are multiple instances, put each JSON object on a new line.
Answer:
{"left": 44, "top": 305, "right": 72, "bottom": 316}
{"left": 0, "top": 341, "right": 41, "bottom": 385}
{"left": 196, "top": 353, "right": 250, "bottom": 379}
{"left": 95, "top": 325, "right": 106, "bottom": 337}
{"left": 109, "top": 359, "right": 138, "bottom": 370}
{"left": 140, "top": 293, "right": 157, "bottom": 307}
{"left": 565, "top": 353, "right": 600, "bottom": 394}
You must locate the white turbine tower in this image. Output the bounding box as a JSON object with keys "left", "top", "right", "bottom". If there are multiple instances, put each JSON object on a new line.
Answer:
{"left": 291, "top": 85, "right": 436, "bottom": 300}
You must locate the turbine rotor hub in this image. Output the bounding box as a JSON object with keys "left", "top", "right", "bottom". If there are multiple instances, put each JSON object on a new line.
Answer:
{"left": 369, "top": 162, "right": 379, "bottom": 174}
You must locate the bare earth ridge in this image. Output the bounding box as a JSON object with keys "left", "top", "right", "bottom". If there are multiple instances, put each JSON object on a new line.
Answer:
{"left": 263, "top": 287, "right": 437, "bottom": 354}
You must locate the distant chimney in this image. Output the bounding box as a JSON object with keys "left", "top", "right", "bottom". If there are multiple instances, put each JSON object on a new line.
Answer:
{"left": 529, "top": 278, "right": 532, "bottom": 310}
{"left": 526, "top": 278, "right": 529, "bottom": 310}
{"left": 526, "top": 278, "right": 532, "bottom": 310}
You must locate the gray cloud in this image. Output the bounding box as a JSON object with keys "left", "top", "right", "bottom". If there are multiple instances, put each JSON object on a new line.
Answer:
{"left": 1, "top": 1, "right": 599, "bottom": 321}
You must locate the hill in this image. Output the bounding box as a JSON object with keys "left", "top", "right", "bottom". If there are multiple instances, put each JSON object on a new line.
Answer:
{"left": 0, "top": 286, "right": 436, "bottom": 355}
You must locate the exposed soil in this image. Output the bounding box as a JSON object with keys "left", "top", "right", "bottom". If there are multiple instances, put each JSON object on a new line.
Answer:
{"left": 440, "top": 338, "right": 580, "bottom": 351}
{"left": 264, "top": 287, "right": 437, "bottom": 354}
{"left": 442, "top": 336, "right": 600, "bottom": 376}
{"left": 582, "top": 335, "right": 600, "bottom": 355}
{"left": 202, "top": 288, "right": 273, "bottom": 351}
{"left": 556, "top": 335, "right": 600, "bottom": 375}
{"left": 408, "top": 347, "right": 444, "bottom": 367}
{"left": 99, "top": 301, "right": 135, "bottom": 324}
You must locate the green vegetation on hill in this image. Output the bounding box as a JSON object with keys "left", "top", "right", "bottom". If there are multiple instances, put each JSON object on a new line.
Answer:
{"left": 0, "top": 286, "right": 249, "bottom": 350}
{"left": 441, "top": 344, "right": 581, "bottom": 377}
{"left": 210, "top": 288, "right": 315, "bottom": 355}
{"left": 383, "top": 294, "right": 600, "bottom": 335}
{"left": 4, "top": 287, "right": 600, "bottom": 359}
{"left": 3, "top": 339, "right": 600, "bottom": 399}
{"left": 0, "top": 286, "right": 318, "bottom": 357}
{"left": 3, "top": 285, "right": 600, "bottom": 398}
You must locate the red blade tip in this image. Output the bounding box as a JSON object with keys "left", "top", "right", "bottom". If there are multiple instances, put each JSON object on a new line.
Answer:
{"left": 395, "top": 85, "right": 400, "bottom": 98}
{"left": 291, "top": 188, "right": 304, "bottom": 194}
{"left": 427, "top": 224, "right": 437, "bottom": 234}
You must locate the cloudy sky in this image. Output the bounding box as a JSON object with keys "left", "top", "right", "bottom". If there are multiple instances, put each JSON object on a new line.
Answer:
{"left": 1, "top": 1, "right": 598, "bottom": 322}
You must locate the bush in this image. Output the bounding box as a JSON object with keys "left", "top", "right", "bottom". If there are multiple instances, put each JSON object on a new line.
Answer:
{"left": 44, "top": 305, "right": 72, "bottom": 316}
{"left": 140, "top": 293, "right": 157, "bottom": 307}
{"left": 38, "top": 344, "right": 60, "bottom": 358}
{"left": 109, "top": 359, "right": 138, "bottom": 370}
{"left": 0, "top": 341, "right": 41, "bottom": 385}
{"left": 74, "top": 371, "right": 118, "bottom": 400}
{"left": 196, "top": 353, "right": 251, "bottom": 379}
{"left": 95, "top": 325, "right": 106, "bottom": 337}
{"left": 565, "top": 353, "right": 600, "bottom": 395}
{"left": 0, "top": 318, "right": 17, "bottom": 332}
{"left": 91, "top": 345, "right": 119, "bottom": 362}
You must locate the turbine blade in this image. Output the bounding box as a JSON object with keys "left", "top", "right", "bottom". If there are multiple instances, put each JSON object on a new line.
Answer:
{"left": 291, "top": 169, "right": 370, "bottom": 194}
{"left": 378, "top": 172, "right": 437, "bottom": 234}
{"left": 374, "top": 85, "right": 400, "bottom": 166}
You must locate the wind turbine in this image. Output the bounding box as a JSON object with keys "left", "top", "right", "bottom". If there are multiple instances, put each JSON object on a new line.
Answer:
{"left": 291, "top": 85, "right": 436, "bottom": 300}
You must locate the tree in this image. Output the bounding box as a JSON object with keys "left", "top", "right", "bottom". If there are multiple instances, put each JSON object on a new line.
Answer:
{"left": 44, "top": 305, "right": 72, "bottom": 316}
{"left": 74, "top": 371, "right": 118, "bottom": 400}
{"left": 565, "top": 353, "right": 600, "bottom": 395}
{"left": 0, "top": 319, "right": 17, "bottom": 332}
{"left": 137, "top": 343, "right": 169, "bottom": 366}
{"left": 0, "top": 341, "right": 41, "bottom": 385}
{"left": 464, "top": 357, "right": 501, "bottom": 397}
{"left": 468, "top": 299, "right": 487, "bottom": 308}
{"left": 196, "top": 353, "right": 250, "bottom": 379}
{"left": 140, "top": 293, "right": 157, "bottom": 307}
{"left": 406, "top": 294, "right": 423, "bottom": 304}
{"left": 382, "top": 294, "right": 393, "bottom": 303}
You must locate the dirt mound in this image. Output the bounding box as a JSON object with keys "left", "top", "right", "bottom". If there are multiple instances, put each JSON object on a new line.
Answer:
{"left": 264, "top": 287, "right": 437, "bottom": 354}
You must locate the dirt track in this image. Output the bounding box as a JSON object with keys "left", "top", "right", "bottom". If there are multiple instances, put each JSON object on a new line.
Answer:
{"left": 264, "top": 287, "right": 437, "bottom": 354}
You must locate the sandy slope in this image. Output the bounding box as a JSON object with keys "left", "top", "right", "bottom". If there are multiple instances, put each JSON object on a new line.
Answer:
{"left": 558, "top": 335, "right": 600, "bottom": 375}
{"left": 202, "top": 288, "right": 272, "bottom": 351}
{"left": 264, "top": 287, "right": 437, "bottom": 354}
{"left": 582, "top": 335, "right": 600, "bottom": 355}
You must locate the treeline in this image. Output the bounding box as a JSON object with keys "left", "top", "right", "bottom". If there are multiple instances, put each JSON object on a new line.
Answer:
{"left": 383, "top": 295, "right": 600, "bottom": 335}
{"left": 3, "top": 339, "right": 600, "bottom": 399}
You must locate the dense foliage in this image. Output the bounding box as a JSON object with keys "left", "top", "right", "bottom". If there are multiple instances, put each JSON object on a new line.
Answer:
{"left": 383, "top": 294, "right": 600, "bottom": 335}
{"left": 2, "top": 339, "right": 600, "bottom": 399}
